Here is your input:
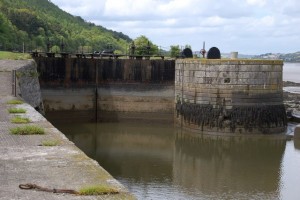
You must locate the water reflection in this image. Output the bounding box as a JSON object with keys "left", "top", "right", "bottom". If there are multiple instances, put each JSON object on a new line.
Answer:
{"left": 174, "top": 131, "right": 285, "bottom": 199}
{"left": 48, "top": 114, "right": 295, "bottom": 200}
{"left": 94, "top": 122, "right": 175, "bottom": 184}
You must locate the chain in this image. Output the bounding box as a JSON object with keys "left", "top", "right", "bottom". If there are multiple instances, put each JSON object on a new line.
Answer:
{"left": 19, "top": 183, "right": 79, "bottom": 195}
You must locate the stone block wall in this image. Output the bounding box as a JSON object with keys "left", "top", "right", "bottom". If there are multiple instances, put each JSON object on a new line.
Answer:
{"left": 16, "top": 60, "right": 44, "bottom": 114}
{"left": 175, "top": 59, "right": 287, "bottom": 134}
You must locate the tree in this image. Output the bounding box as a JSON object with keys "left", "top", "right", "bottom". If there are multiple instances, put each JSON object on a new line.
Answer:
{"left": 170, "top": 45, "right": 180, "bottom": 58}
{"left": 0, "top": 0, "right": 132, "bottom": 53}
{"left": 50, "top": 45, "right": 60, "bottom": 53}
{"left": 133, "top": 35, "right": 158, "bottom": 55}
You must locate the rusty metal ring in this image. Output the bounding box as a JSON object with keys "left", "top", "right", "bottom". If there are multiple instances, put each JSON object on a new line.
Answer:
{"left": 19, "top": 184, "right": 36, "bottom": 190}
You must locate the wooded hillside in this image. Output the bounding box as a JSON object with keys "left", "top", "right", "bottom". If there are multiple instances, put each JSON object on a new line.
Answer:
{"left": 0, "top": 0, "right": 132, "bottom": 53}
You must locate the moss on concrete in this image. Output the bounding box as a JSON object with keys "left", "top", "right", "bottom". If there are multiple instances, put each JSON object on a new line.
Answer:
{"left": 8, "top": 108, "right": 26, "bottom": 113}
{"left": 11, "top": 116, "right": 30, "bottom": 124}
{"left": 7, "top": 100, "right": 24, "bottom": 104}
{"left": 79, "top": 185, "right": 119, "bottom": 195}
{"left": 41, "top": 139, "right": 60, "bottom": 146}
{"left": 10, "top": 125, "right": 45, "bottom": 135}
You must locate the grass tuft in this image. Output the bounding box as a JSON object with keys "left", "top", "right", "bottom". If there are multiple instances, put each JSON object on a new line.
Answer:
{"left": 10, "top": 125, "right": 45, "bottom": 135}
{"left": 79, "top": 185, "right": 119, "bottom": 196}
{"left": 8, "top": 108, "right": 26, "bottom": 113}
{"left": 7, "top": 100, "right": 24, "bottom": 104}
{"left": 41, "top": 139, "right": 60, "bottom": 146}
{"left": 11, "top": 116, "right": 30, "bottom": 124}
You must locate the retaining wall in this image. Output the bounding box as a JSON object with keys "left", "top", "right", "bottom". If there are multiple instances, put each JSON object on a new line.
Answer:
{"left": 16, "top": 61, "right": 44, "bottom": 113}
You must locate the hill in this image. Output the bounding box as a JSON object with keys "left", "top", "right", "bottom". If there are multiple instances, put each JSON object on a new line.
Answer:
{"left": 253, "top": 52, "right": 300, "bottom": 62}
{"left": 0, "top": 0, "right": 132, "bottom": 53}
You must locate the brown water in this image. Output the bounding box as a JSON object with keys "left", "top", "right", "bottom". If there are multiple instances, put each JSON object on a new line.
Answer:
{"left": 47, "top": 113, "right": 300, "bottom": 200}
{"left": 283, "top": 62, "right": 300, "bottom": 83}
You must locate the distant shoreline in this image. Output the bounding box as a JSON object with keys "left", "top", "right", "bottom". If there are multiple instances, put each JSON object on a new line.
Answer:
{"left": 283, "top": 81, "right": 300, "bottom": 87}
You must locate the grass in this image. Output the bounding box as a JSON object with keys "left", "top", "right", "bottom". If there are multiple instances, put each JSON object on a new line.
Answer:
{"left": 79, "top": 185, "right": 119, "bottom": 196}
{"left": 0, "top": 51, "right": 31, "bottom": 60}
{"left": 8, "top": 107, "right": 26, "bottom": 113}
{"left": 41, "top": 139, "right": 60, "bottom": 146}
{"left": 11, "top": 116, "right": 30, "bottom": 124}
{"left": 10, "top": 125, "right": 45, "bottom": 135}
{"left": 7, "top": 99, "right": 24, "bottom": 104}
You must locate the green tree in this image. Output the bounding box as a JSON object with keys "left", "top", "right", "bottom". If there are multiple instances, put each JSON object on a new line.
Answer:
{"left": 0, "top": 0, "right": 132, "bottom": 53}
{"left": 133, "top": 35, "right": 158, "bottom": 55}
{"left": 50, "top": 45, "right": 60, "bottom": 53}
{"left": 170, "top": 45, "right": 180, "bottom": 58}
{"left": 77, "top": 45, "right": 92, "bottom": 53}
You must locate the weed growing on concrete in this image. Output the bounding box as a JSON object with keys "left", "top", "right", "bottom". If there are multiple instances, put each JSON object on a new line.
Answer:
{"left": 10, "top": 125, "right": 45, "bottom": 135}
{"left": 7, "top": 100, "right": 24, "bottom": 104}
{"left": 79, "top": 185, "right": 119, "bottom": 195}
{"left": 11, "top": 116, "right": 30, "bottom": 124}
{"left": 8, "top": 108, "right": 26, "bottom": 113}
{"left": 41, "top": 139, "right": 60, "bottom": 146}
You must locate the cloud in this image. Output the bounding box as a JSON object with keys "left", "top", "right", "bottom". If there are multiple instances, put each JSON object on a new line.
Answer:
{"left": 52, "top": 0, "right": 106, "bottom": 18}
{"left": 246, "top": 0, "right": 267, "bottom": 7}
{"left": 50, "top": 0, "right": 300, "bottom": 54}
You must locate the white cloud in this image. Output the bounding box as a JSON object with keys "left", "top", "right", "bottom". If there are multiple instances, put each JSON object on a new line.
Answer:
{"left": 246, "top": 0, "right": 267, "bottom": 7}
{"left": 50, "top": 0, "right": 300, "bottom": 54}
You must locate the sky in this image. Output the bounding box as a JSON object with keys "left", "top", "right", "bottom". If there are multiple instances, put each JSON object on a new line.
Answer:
{"left": 50, "top": 0, "right": 300, "bottom": 54}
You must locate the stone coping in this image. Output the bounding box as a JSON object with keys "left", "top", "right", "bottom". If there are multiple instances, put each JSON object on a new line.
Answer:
{"left": 176, "top": 59, "right": 283, "bottom": 65}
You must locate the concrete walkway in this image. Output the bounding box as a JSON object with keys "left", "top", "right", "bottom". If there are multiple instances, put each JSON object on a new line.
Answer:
{"left": 0, "top": 60, "right": 135, "bottom": 200}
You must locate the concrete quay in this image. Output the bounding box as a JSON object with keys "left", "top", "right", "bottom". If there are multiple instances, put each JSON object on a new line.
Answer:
{"left": 0, "top": 60, "right": 135, "bottom": 200}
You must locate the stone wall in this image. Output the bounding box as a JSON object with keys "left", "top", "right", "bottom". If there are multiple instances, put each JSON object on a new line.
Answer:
{"left": 16, "top": 60, "right": 44, "bottom": 114}
{"left": 175, "top": 59, "right": 287, "bottom": 134}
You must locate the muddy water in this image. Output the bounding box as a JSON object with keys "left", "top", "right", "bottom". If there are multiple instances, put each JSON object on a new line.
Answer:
{"left": 283, "top": 62, "right": 300, "bottom": 83}
{"left": 47, "top": 113, "right": 300, "bottom": 200}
